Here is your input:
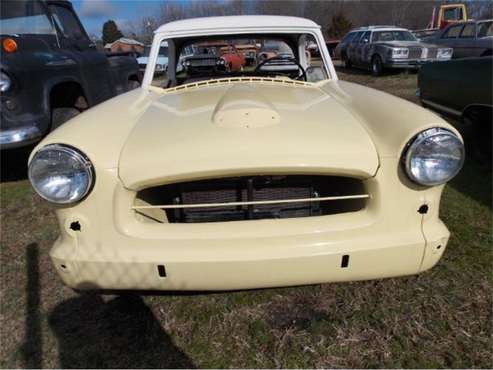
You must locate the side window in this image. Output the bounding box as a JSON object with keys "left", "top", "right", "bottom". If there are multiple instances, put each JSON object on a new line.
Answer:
{"left": 341, "top": 32, "right": 355, "bottom": 43}
{"left": 304, "top": 34, "right": 328, "bottom": 83}
{"left": 443, "top": 25, "right": 463, "bottom": 39}
{"left": 477, "top": 22, "right": 493, "bottom": 38}
{"left": 351, "top": 32, "right": 363, "bottom": 43}
{"left": 360, "top": 31, "right": 371, "bottom": 44}
{"left": 48, "top": 4, "right": 87, "bottom": 41}
{"left": 459, "top": 24, "right": 476, "bottom": 38}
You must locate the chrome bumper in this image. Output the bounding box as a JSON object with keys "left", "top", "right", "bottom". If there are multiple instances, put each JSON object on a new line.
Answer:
{"left": 0, "top": 126, "right": 42, "bottom": 149}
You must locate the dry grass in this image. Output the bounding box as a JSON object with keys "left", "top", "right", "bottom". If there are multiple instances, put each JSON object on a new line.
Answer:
{"left": 1, "top": 67, "right": 492, "bottom": 368}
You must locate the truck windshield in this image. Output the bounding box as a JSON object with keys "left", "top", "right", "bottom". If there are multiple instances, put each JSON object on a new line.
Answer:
{"left": 373, "top": 31, "right": 417, "bottom": 42}
{"left": 0, "top": 0, "right": 55, "bottom": 35}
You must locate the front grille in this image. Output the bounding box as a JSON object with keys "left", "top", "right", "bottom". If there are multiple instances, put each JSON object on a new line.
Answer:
{"left": 408, "top": 47, "right": 422, "bottom": 59}
{"left": 190, "top": 58, "right": 216, "bottom": 66}
{"left": 138, "top": 63, "right": 146, "bottom": 69}
{"left": 134, "top": 175, "right": 367, "bottom": 223}
{"left": 427, "top": 48, "right": 437, "bottom": 59}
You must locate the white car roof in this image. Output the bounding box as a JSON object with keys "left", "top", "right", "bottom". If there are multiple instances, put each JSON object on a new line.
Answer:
{"left": 155, "top": 15, "right": 320, "bottom": 36}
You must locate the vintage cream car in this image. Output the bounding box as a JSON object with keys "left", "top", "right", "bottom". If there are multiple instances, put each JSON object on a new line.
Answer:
{"left": 28, "top": 16, "right": 464, "bottom": 291}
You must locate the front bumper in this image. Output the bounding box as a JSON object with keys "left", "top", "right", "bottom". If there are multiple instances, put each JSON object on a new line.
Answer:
{"left": 0, "top": 125, "right": 42, "bottom": 149}
{"left": 385, "top": 58, "right": 449, "bottom": 69}
{"left": 50, "top": 158, "right": 450, "bottom": 291}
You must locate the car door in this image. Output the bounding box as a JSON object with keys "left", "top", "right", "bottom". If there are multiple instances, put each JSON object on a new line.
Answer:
{"left": 358, "top": 31, "right": 372, "bottom": 67}
{"left": 47, "top": 2, "right": 115, "bottom": 105}
{"left": 347, "top": 32, "right": 363, "bottom": 62}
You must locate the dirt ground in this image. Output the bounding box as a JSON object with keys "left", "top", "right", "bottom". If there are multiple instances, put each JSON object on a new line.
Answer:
{"left": 1, "top": 66, "right": 491, "bottom": 368}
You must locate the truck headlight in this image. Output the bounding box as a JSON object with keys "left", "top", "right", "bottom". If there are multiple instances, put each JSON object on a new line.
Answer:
{"left": 0, "top": 71, "right": 11, "bottom": 92}
{"left": 404, "top": 128, "right": 464, "bottom": 186}
{"left": 391, "top": 48, "right": 409, "bottom": 59}
{"left": 437, "top": 48, "right": 453, "bottom": 59}
{"left": 29, "top": 144, "right": 94, "bottom": 204}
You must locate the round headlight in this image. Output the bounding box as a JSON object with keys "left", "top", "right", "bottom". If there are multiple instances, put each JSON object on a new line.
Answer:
{"left": 28, "top": 144, "right": 94, "bottom": 204}
{"left": 404, "top": 128, "right": 464, "bottom": 186}
{"left": 0, "top": 71, "right": 11, "bottom": 92}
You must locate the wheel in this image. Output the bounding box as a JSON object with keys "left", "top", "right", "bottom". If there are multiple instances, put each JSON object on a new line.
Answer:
{"left": 127, "top": 79, "right": 140, "bottom": 91}
{"left": 51, "top": 107, "right": 80, "bottom": 130}
{"left": 342, "top": 54, "right": 352, "bottom": 69}
{"left": 371, "top": 55, "right": 383, "bottom": 76}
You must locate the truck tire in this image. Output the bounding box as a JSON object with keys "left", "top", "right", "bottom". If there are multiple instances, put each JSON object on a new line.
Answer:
{"left": 51, "top": 108, "right": 80, "bottom": 130}
{"left": 371, "top": 55, "right": 383, "bottom": 76}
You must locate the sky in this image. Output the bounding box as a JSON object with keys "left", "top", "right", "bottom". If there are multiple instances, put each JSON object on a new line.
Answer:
{"left": 72, "top": 0, "right": 162, "bottom": 37}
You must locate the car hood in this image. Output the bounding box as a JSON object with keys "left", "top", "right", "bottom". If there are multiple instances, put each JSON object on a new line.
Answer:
{"left": 118, "top": 81, "right": 379, "bottom": 189}
{"left": 375, "top": 40, "right": 441, "bottom": 48}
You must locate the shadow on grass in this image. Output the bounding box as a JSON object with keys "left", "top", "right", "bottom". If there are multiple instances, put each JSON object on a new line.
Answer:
{"left": 20, "top": 243, "right": 42, "bottom": 368}
{"left": 49, "top": 293, "right": 195, "bottom": 368}
{"left": 0, "top": 145, "right": 36, "bottom": 182}
{"left": 449, "top": 158, "right": 492, "bottom": 210}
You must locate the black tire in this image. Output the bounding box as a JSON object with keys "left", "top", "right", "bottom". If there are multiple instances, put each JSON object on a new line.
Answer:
{"left": 51, "top": 107, "right": 80, "bottom": 130}
{"left": 342, "top": 54, "right": 352, "bottom": 69}
{"left": 371, "top": 55, "right": 383, "bottom": 76}
{"left": 127, "top": 79, "right": 140, "bottom": 91}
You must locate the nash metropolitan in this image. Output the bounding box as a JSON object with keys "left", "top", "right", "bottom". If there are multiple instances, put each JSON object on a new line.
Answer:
{"left": 28, "top": 16, "right": 464, "bottom": 291}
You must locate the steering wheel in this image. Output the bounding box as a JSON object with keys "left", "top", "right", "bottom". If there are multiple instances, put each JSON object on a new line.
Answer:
{"left": 254, "top": 55, "right": 307, "bottom": 81}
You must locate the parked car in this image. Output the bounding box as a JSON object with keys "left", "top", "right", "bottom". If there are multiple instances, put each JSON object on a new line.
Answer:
{"left": 235, "top": 44, "right": 258, "bottom": 66}
{"left": 0, "top": 0, "right": 140, "bottom": 150}
{"left": 28, "top": 16, "right": 464, "bottom": 292}
{"left": 137, "top": 42, "right": 168, "bottom": 74}
{"left": 418, "top": 56, "right": 492, "bottom": 161}
{"left": 334, "top": 26, "right": 453, "bottom": 76}
{"left": 430, "top": 19, "right": 493, "bottom": 58}
{"left": 182, "top": 44, "right": 226, "bottom": 74}
{"left": 219, "top": 45, "right": 246, "bottom": 71}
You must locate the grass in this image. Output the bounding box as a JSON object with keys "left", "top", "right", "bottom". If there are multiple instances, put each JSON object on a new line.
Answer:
{"left": 1, "top": 68, "right": 492, "bottom": 368}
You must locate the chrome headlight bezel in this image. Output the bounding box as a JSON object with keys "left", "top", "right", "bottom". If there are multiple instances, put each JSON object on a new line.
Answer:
{"left": 28, "top": 144, "right": 95, "bottom": 204}
{"left": 437, "top": 48, "right": 453, "bottom": 59}
{"left": 391, "top": 47, "right": 409, "bottom": 59}
{"left": 403, "top": 128, "right": 465, "bottom": 186}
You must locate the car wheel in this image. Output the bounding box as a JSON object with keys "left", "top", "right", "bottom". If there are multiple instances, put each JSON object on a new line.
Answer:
{"left": 342, "top": 54, "right": 352, "bottom": 69}
{"left": 127, "top": 80, "right": 140, "bottom": 91}
{"left": 371, "top": 55, "right": 383, "bottom": 76}
{"left": 51, "top": 107, "right": 80, "bottom": 130}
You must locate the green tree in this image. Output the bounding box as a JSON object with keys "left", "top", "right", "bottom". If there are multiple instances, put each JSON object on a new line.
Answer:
{"left": 327, "top": 11, "right": 353, "bottom": 39}
{"left": 102, "top": 20, "right": 123, "bottom": 45}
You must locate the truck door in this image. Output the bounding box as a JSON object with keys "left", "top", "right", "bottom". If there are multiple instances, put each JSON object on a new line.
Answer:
{"left": 47, "top": 2, "right": 115, "bottom": 105}
{"left": 456, "top": 23, "right": 477, "bottom": 58}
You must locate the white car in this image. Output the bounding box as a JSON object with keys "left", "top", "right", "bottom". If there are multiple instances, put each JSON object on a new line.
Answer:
{"left": 137, "top": 42, "right": 169, "bottom": 74}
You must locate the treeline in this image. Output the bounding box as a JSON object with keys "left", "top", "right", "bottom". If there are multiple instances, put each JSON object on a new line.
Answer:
{"left": 111, "top": 0, "right": 493, "bottom": 44}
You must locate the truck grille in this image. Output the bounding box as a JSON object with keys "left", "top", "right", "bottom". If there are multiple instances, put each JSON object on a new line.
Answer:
{"left": 134, "top": 175, "right": 367, "bottom": 223}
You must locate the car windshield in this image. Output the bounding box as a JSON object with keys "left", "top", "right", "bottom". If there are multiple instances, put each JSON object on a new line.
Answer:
{"left": 151, "top": 34, "right": 328, "bottom": 88}
{"left": 0, "top": 0, "right": 55, "bottom": 35}
{"left": 477, "top": 21, "right": 493, "bottom": 38}
{"left": 373, "top": 30, "right": 417, "bottom": 42}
